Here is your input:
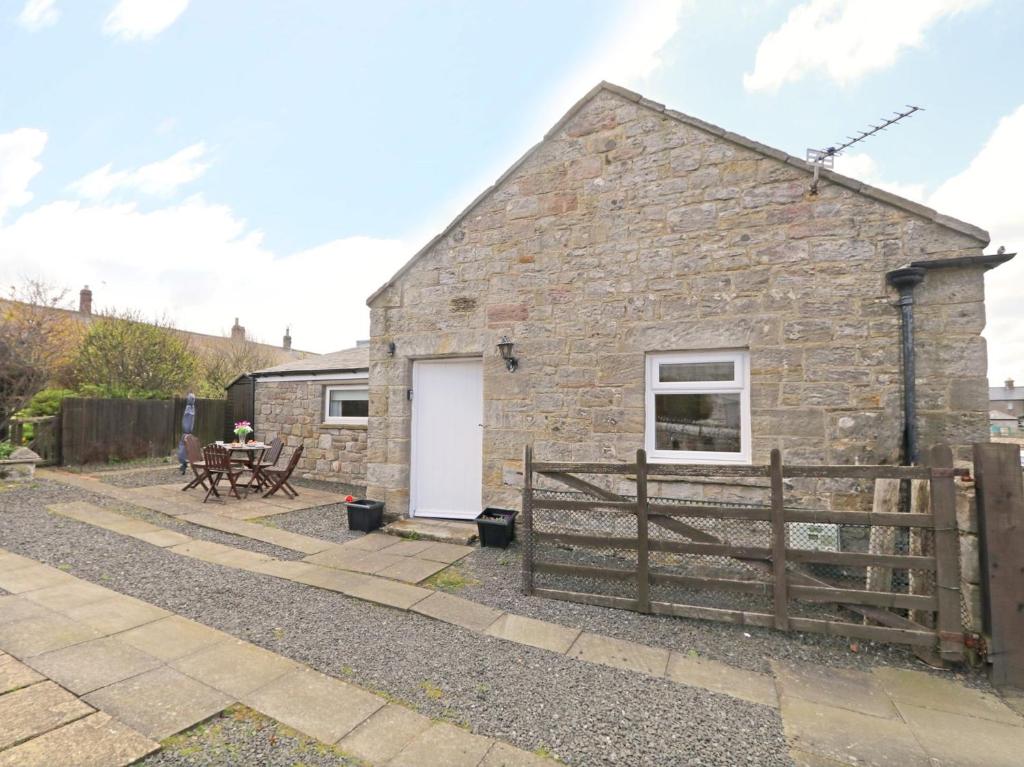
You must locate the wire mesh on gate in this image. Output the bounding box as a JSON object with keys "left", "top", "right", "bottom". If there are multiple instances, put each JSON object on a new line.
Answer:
{"left": 528, "top": 486, "right": 942, "bottom": 626}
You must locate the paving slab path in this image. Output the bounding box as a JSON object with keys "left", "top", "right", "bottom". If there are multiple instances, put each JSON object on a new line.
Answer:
{"left": 46, "top": 498, "right": 780, "bottom": 708}
{"left": 32, "top": 472, "right": 1024, "bottom": 767}
{"left": 773, "top": 660, "right": 1024, "bottom": 766}
{"left": 0, "top": 549, "right": 555, "bottom": 766}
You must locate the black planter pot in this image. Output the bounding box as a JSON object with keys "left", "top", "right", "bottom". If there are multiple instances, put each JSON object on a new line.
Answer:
{"left": 346, "top": 499, "right": 384, "bottom": 533}
{"left": 476, "top": 507, "right": 518, "bottom": 548}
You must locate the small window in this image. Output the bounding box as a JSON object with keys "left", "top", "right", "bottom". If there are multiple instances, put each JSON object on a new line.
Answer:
{"left": 645, "top": 351, "right": 751, "bottom": 463}
{"left": 324, "top": 385, "right": 369, "bottom": 425}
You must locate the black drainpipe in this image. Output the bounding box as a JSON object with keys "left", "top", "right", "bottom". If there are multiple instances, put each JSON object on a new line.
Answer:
{"left": 885, "top": 267, "right": 926, "bottom": 465}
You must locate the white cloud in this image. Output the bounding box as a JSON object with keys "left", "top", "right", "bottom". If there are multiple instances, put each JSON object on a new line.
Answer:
{"left": 927, "top": 105, "right": 1024, "bottom": 385}
{"left": 416, "top": 0, "right": 689, "bottom": 260}
{"left": 834, "top": 153, "right": 927, "bottom": 203}
{"left": 540, "top": 0, "right": 687, "bottom": 128}
{"left": 103, "top": 0, "right": 189, "bottom": 41}
{"left": 0, "top": 128, "right": 47, "bottom": 222}
{"left": 744, "top": 0, "right": 988, "bottom": 92}
{"left": 17, "top": 0, "right": 59, "bottom": 30}
{"left": 70, "top": 143, "right": 210, "bottom": 201}
{"left": 827, "top": 104, "right": 1024, "bottom": 386}
{"left": 0, "top": 138, "right": 407, "bottom": 351}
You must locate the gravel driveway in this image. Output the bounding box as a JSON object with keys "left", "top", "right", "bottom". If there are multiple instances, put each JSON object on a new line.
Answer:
{"left": 1, "top": 479, "right": 791, "bottom": 766}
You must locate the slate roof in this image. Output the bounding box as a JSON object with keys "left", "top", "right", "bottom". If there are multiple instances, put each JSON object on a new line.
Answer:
{"left": 368, "top": 81, "right": 990, "bottom": 306}
{"left": 989, "top": 386, "right": 1022, "bottom": 401}
{"left": 253, "top": 345, "right": 369, "bottom": 375}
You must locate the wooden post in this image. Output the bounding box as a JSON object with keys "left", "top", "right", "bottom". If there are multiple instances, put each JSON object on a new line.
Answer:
{"left": 769, "top": 448, "right": 789, "bottom": 630}
{"left": 636, "top": 448, "right": 650, "bottom": 613}
{"left": 522, "top": 444, "right": 535, "bottom": 596}
{"left": 865, "top": 479, "right": 901, "bottom": 595}
{"left": 928, "top": 444, "right": 964, "bottom": 664}
{"left": 907, "top": 479, "right": 934, "bottom": 628}
{"left": 973, "top": 442, "right": 1024, "bottom": 687}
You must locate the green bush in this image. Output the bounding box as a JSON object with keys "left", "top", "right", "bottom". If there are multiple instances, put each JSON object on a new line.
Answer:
{"left": 0, "top": 441, "right": 13, "bottom": 460}
{"left": 17, "top": 388, "right": 75, "bottom": 418}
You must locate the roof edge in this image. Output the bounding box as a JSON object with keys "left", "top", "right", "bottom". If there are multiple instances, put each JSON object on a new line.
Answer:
{"left": 252, "top": 367, "right": 369, "bottom": 379}
{"left": 910, "top": 252, "right": 1015, "bottom": 271}
{"left": 366, "top": 81, "right": 992, "bottom": 305}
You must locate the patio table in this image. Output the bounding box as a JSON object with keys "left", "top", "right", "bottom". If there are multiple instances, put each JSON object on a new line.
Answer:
{"left": 222, "top": 443, "right": 271, "bottom": 493}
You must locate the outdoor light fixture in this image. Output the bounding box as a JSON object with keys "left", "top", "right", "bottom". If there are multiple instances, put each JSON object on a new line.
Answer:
{"left": 387, "top": 342, "right": 396, "bottom": 357}
{"left": 496, "top": 336, "right": 518, "bottom": 372}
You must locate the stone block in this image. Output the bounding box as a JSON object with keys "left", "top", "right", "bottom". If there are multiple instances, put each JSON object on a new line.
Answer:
{"left": 0, "top": 711, "right": 159, "bottom": 767}
{"left": 566, "top": 632, "right": 669, "bottom": 677}
{"left": 389, "top": 721, "right": 494, "bottom": 767}
{"left": 0, "top": 681, "right": 94, "bottom": 751}
{"left": 29, "top": 636, "right": 162, "bottom": 695}
{"left": 171, "top": 639, "right": 299, "bottom": 697}
{"left": 0, "top": 652, "right": 44, "bottom": 694}
{"left": 411, "top": 592, "right": 503, "bottom": 632}
{"left": 83, "top": 667, "right": 232, "bottom": 741}
{"left": 243, "top": 667, "right": 384, "bottom": 744}
{"left": 485, "top": 614, "right": 581, "bottom": 654}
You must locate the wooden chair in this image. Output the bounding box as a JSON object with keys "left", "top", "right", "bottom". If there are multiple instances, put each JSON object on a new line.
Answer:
{"left": 250, "top": 437, "right": 283, "bottom": 490}
{"left": 181, "top": 435, "right": 209, "bottom": 491}
{"left": 262, "top": 445, "right": 303, "bottom": 499}
{"left": 202, "top": 444, "right": 249, "bottom": 502}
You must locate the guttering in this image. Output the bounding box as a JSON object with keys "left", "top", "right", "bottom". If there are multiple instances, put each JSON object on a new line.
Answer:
{"left": 910, "top": 252, "right": 1016, "bottom": 272}
{"left": 886, "top": 267, "right": 927, "bottom": 465}
{"left": 251, "top": 368, "right": 368, "bottom": 381}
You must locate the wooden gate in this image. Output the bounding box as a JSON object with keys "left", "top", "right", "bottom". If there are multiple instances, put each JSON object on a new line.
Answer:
{"left": 521, "top": 445, "right": 964, "bottom": 660}
{"left": 8, "top": 416, "right": 60, "bottom": 465}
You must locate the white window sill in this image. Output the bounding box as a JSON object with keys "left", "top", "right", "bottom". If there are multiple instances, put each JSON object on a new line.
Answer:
{"left": 320, "top": 421, "right": 368, "bottom": 430}
{"left": 647, "top": 454, "right": 751, "bottom": 466}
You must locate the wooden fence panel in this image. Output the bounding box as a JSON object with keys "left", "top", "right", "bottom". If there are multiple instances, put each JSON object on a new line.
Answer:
{"left": 973, "top": 442, "right": 1024, "bottom": 687}
{"left": 524, "top": 447, "right": 963, "bottom": 655}
{"left": 60, "top": 397, "right": 227, "bottom": 465}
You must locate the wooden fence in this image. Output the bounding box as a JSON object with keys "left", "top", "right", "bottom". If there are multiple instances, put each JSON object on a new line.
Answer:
{"left": 60, "top": 397, "right": 227, "bottom": 466}
{"left": 973, "top": 442, "right": 1024, "bottom": 686}
{"left": 522, "top": 445, "right": 965, "bottom": 662}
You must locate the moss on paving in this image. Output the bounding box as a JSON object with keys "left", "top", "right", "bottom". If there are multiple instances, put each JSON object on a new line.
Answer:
{"left": 145, "top": 705, "right": 368, "bottom": 766}
{"left": 423, "top": 565, "right": 479, "bottom": 592}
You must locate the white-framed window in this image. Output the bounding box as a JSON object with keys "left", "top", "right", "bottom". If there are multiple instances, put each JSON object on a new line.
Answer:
{"left": 644, "top": 350, "right": 751, "bottom": 464}
{"left": 323, "top": 384, "right": 369, "bottom": 425}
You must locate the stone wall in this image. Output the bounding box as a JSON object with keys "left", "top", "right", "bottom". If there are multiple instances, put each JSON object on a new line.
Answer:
{"left": 255, "top": 378, "right": 367, "bottom": 488}
{"left": 366, "top": 86, "right": 990, "bottom": 517}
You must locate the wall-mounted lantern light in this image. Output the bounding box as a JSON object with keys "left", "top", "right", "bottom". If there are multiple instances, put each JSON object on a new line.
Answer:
{"left": 496, "top": 336, "right": 518, "bottom": 372}
{"left": 387, "top": 342, "right": 396, "bottom": 357}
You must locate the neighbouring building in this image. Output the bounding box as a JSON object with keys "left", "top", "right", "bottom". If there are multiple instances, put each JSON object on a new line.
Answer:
{"left": 251, "top": 345, "right": 369, "bottom": 486}
{"left": 989, "top": 409, "right": 1019, "bottom": 436}
{"left": 363, "top": 82, "right": 1011, "bottom": 519}
{"left": 0, "top": 285, "right": 316, "bottom": 365}
{"left": 989, "top": 378, "right": 1024, "bottom": 417}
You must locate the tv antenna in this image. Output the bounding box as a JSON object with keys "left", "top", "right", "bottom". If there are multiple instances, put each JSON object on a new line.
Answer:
{"left": 806, "top": 105, "right": 923, "bottom": 194}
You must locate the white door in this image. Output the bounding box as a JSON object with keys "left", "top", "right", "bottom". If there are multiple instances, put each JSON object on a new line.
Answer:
{"left": 410, "top": 358, "right": 483, "bottom": 519}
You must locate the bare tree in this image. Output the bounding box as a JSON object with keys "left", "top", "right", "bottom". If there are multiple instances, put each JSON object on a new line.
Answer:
{"left": 198, "top": 337, "right": 281, "bottom": 396}
{"left": 0, "top": 280, "right": 79, "bottom": 438}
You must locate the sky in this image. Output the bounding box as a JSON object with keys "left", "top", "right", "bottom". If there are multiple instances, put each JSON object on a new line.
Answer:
{"left": 0, "top": 0, "right": 1021, "bottom": 384}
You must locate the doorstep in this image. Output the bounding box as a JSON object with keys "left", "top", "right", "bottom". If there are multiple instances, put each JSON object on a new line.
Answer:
{"left": 383, "top": 518, "right": 478, "bottom": 546}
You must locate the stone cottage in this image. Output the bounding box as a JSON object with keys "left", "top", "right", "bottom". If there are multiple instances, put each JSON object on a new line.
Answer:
{"left": 252, "top": 346, "right": 369, "bottom": 486}
{"left": 363, "top": 82, "right": 1009, "bottom": 519}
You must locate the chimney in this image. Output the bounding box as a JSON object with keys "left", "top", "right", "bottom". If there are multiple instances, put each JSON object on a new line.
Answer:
{"left": 230, "top": 317, "right": 245, "bottom": 341}
{"left": 79, "top": 285, "right": 92, "bottom": 315}
{"left": 282, "top": 326, "right": 292, "bottom": 351}
{"left": 1006, "top": 378, "right": 1015, "bottom": 392}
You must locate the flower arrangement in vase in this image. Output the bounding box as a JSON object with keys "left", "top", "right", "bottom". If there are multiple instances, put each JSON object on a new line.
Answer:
{"left": 233, "top": 420, "right": 253, "bottom": 444}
